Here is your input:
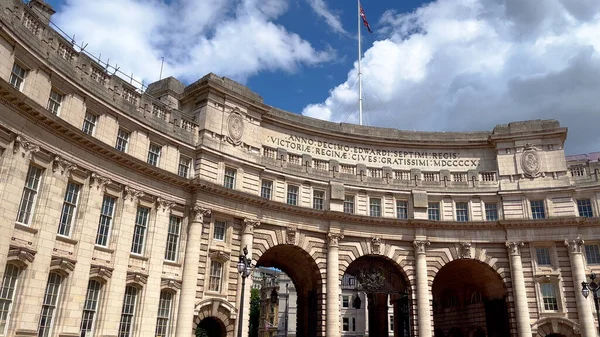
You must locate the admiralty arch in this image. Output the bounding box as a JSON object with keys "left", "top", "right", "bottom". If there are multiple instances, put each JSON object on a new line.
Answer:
{"left": 0, "top": 1, "right": 599, "bottom": 337}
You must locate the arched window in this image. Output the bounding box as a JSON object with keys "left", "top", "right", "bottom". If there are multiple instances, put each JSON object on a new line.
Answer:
{"left": 80, "top": 279, "right": 103, "bottom": 336}
{"left": 0, "top": 264, "right": 21, "bottom": 334}
{"left": 470, "top": 291, "right": 482, "bottom": 304}
{"left": 38, "top": 272, "right": 63, "bottom": 337}
{"left": 118, "top": 285, "right": 139, "bottom": 337}
{"left": 155, "top": 291, "right": 174, "bottom": 337}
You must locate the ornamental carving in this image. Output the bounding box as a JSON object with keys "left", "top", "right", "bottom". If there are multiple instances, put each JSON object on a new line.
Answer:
{"left": 243, "top": 218, "right": 261, "bottom": 234}
{"left": 156, "top": 197, "right": 176, "bottom": 212}
{"left": 459, "top": 242, "right": 472, "bottom": 259}
{"left": 124, "top": 186, "right": 144, "bottom": 203}
{"left": 91, "top": 172, "right": 112, "bottom": 191}
{"left": 327, "top": 233, "right": 343, "bottom": 247}
{"left": 161, "top": 278, "right": 182, "bottom": 290}
{"left": 52, "top": 156, "right": 77, "bottom": 176}
{"left": 565, "top": 238, "right": 585, "bottom": 254}
{"left": 126, "top": 272, "right": 148, "bottom": 285}
{"left": 521, "top": 144, "right": 542, "bottom": 178}
{"left": 371, "top": 237, "right": 382, "bottom": 255}
{"left": 191, "top": 206, "right": 211, "bottom": 222}
{"left": 356, "top": 267, "right": 386, "bottom": 293}
{"left": 90, "top": 265, "right": 113, "bottom": 279}
{"left": 8, "top": 246, "right": 36, "bottom": 267}
{"left": 413, "top": 240, "right": 430, "bottom": 254}
{"left": 13, "top": 135, "right": 40, "bottom": 158}
{"left": 506, "top": 241, "right": 524, "bottom": 256}
{"left": 226, "top": 109, "right": 244, "bottom": 146}
{"left": 209, "top": 250, "right": 231, "bottom": 262}
{"left": 286, "top": 228, "right": 297, "bottom": 245}
{"left": 50, "top": 256, "right": 76, "bottom": 274}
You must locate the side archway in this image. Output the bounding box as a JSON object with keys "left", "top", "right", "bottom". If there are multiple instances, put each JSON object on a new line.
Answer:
{"left": 533, "top": 317, "right": 581, "bottom": 337}
{"left": 194, "top": 298, "right": 237, "bottom": 337}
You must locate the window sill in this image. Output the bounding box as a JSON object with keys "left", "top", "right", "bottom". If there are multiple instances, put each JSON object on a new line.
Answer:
{"left": 205, "top": 291, "right": 227, "bottom": 299}
{"left": 94, "top": 245, "right": 114, "bottom": 253}
{"left": 130, "top": 253, "right": 149, "bottom": 261}
{"left": 164, "top": 260, "right": 182, "bottom": 267}
{"left": 56, "top": 235, "right": 78, "bottom": 245}
{"left": 14, "top": 222, "right": 38, "bottom": 234}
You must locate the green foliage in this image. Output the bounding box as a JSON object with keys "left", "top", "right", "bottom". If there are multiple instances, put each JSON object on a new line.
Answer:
{"left": 249, "top": 288, "right": 261, "bottom": 337}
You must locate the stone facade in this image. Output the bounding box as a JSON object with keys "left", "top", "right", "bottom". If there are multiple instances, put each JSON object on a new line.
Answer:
{"left": 0, "top": 1, "right": 599, "bottom": 337}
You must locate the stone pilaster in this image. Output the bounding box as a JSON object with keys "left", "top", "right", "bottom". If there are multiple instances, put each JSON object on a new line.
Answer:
{"left": 413, "top": 240, "right": 432, "bottom": 337}
{"left": 565, "top": 238, "right": 596, "bottom": 337}
{"left": 505, "top": 241, "right": 532, "bottom": 337}
{"left": 326, "top": 233, "right": 343, "bottom": 337}
{"left": 175, "top": 206, "right": 211, "bottom": 337}
{"left": 235, "top": 218, "right": 260, "bottom": 337}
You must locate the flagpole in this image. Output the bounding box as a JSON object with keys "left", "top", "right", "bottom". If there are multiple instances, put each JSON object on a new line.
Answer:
{"left": 357, "top": 0, "right": 363, "bottom": 126}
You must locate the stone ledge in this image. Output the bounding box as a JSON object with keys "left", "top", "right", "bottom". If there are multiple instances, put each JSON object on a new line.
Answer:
{"left": 14, "top": 222, "right": 38, "bottom": 234}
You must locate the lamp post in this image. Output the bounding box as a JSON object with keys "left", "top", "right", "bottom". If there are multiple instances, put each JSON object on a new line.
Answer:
{"left": 237, "top": 246, "right": 252, "bottom": 337}
{"left": 581, "top": 272, "right": 600, "bottom": 335}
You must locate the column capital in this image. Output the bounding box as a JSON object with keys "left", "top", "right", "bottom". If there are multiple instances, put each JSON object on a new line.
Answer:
{"left": 191, "top": 206, "right": 211, "bottom": 222}
{"left": 13, "top": 135, "right": 40, "bottom": 158}
{"left": 413, "top": 240, "right": 430, "bottom": 255}
{"left": 505, "top": 241, "right": 524, "bottom": 256}
{"left": 52, "top": 156, "right": 77, "bottom": 176}
{"left": 90, "top": 172, "right": 112, "bottom": 191}
{"left": 243, "top": 218, "right": 261, "bottom": 234}
{"left": 565, "top": 238, "right": 585, "bottom": 254}
{"left": 124, "top": 186, "right": 145, "bottom": 203}
{"left": 328, "top": 233, "right": 344, "bottom": 247}
{"left": 156, "top": 197, "right": 176, "bottom": 212}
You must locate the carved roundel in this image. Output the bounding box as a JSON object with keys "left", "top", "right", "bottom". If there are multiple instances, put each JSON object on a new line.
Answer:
{"left": 521, "top": 144, "right": 541, "bottom": 178}
{"left": 227, "top": 112, "right": 244, "bottom": 143}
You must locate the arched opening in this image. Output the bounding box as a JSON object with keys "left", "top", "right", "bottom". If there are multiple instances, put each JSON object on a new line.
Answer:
{"left": 256, "top": 245, "right": 323, "bottom": 337}
{"left": 432, "top": 260, "right": 509, "bottom": 337}
{"left": 195, "top": 317, "right": 227, "bottom": 337}
{"left": 343, "top": 255, "right": 411, "bottom": 337}
{"left": 546, "top": 334, "right": 567, "bottom": 337}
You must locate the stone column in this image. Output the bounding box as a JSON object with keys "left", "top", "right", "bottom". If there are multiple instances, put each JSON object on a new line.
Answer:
{"left": 175, "top": 206, "right": 210, "bottom": 337}
{"left": 506, "top": 242, "right": 533, "bottom": 337}
{"left": 414, "top": 240, "right": 432, "bottom": 337}
{"left": 235, "top": 218, "right": 260, "bottom": 337}
{"left": 326, "top": 233, "right": 343, "bottom": 337}
{"left": 565, "top": 238, "right": 596, "bottom": 337}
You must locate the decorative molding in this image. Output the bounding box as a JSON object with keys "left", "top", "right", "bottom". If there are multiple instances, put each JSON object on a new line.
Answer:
{"left": 126, "top": 271, "right": 148, "bottom": 285}
{"left": 564, "top": 238, "right": 585, "bottom": 254}
{"left": 327, "top": 233, "right": 343, "bottom": 247}
{"left": 226, "top": 108, "right": 244, "bottom": 146}
{"left": 90, "top": 172, "right": 112, "bottom": 190}
{"left": 50, "top": 256, "right": 76, "bottom": 274}
{"left": 242, "top": 218, "right": 260, "bottom": 234}
{"left": 7, "top": 246, "right": 36, "bottom": 267}
{"left": 124, "top": 186, "right": 144, "bottom": 203}
{"left": 13, "top": 135, "right": 40, "bottom": 158}
{"left": 161, "top": 278, "right": 182, "bottom": 290}
{"left": 506, "top": 241, "right": 524, "bottom": 256}
{"left": 521, "top": 143, "right": 542, "bottom": 178}
{"left": 459, "top": 242, "right": 472, "bottom": 259}
{"left": 191, "top": 206, "right": 211, "bottom": 222}
{"left": 413, "top": 240, "right": 430, "bottom": 254}
{"left": 209, "top": 250, "right": 231, "bottom": 262}
{"left": 371, "top": 236, "right": 382, "bottom": 255}
{"left": 156, "top": 197, "right": 175, "bottom": 212}
{"left": 52, "top": 156, "right": 76, "bottom": 176}
{"left": 90, "top": 265, "right": 113, "bottom": 279}
{"left": 286, "top": 228, "right": 297, "bottom": 245}
{"left": 535, "top": 274, "right": 560, "bottom": 283}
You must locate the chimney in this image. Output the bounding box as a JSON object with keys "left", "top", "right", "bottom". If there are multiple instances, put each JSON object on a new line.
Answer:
{"left": 27, "top": 0, "right": 56, "bottom": 26}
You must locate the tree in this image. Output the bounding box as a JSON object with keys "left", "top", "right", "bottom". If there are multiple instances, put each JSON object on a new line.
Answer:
{"left": 249, "top": 288, "right": 261, "bottom": 337}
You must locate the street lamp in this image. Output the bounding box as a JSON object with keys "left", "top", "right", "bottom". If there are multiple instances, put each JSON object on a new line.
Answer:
{"left": 237, "top": 246, "right": 252, "bottom": 337}
{"left": 581, "top": 272, "right": 600, "bottom": 335}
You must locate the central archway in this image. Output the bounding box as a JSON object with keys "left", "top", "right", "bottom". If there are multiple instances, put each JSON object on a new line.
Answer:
{"left": 195, "top": 317, "right": 227, "bottom": 337}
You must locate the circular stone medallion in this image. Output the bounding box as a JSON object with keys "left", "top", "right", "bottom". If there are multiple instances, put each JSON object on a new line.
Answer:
{"left": 227, "top": 113, "right": 244, "bottom": 142}
{"left": 521, "top": 147, "right": 541, "bottom": 177}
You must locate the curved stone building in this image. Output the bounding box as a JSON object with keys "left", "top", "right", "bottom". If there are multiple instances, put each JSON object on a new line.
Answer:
{"left": 0, "top": 1, "right": 599, "bottom": 337}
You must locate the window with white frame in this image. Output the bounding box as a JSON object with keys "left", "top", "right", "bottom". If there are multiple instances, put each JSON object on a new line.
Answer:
{"left": 342, "top": 317, "right": 349, "bottom": 332}
{"left": 155, "top": 291, "right": 173, "bottom": 337}
{"left": 389, "top": 316, "right": 394, "bottom": 332}
{"left": 95, "top": 195, "right": 116, "bottom": 247}
{"left": 17, "top": 165, "right": 43, "bottom": 225}
{"left": 164, "top": 215, "right": 181, "bottom": 262}
{"left": 456, "top": 202, "right": 469, "bottom": 222}
{"left": 47, "top": 89, "right": 63, "bottom": 115}
{"left": 540, "top": 283, "right": 559, "bottom": 311}
{"left": 535, "top": 247, "right": 552, "bottom": 266}
{"left": 313, "top": 190, "right": 324, "bottom": 210}
{"left": 0, "top": 264, "right": 21, "bottom": 335}
{"left": 213, "top": 220, "right": 226, "bottom": 241}
{"left": 38, "top": 273, "right": 63, "bottom": 337}
{"left": 80, "top": 280, "right": 102, "bottom": 337}
{"left": 577, "top": 199, "right": 594, "bottom": 218}
{"left": 131, "top": 207, "right": 150, "bottom": 255}
{"left": 260, "top": 180, "right": 273, "bottom": 199}
{"left": 428, "top": 202, "right": 440, "bottom": 221}
{"left": 208, "top": 261, "right": 223, "bottom": 292}
{"left": 115, "top": 128, "right": 130, "bottom": 152}
{"left": 9, "top": 63, "right": 27, "bottom": 91}
{"left": 530, "top": 200, "right": 546, "bottom": 219}
{"left": 341, "top": 296, "right": 349, "bottom": 308}
{"left": 178, "top": 156, "right": 191, "bottom": 178}
{"left": 147, "top": 143, "right": 162, "bottom": 167}
{"left": 118, "top": 286, "right": 138, "bottom": 337}
{"left": 287, "top": 185, "right": 299, "bottom": 206}
{"left": 396, "top": 200, "right": 408, "bottom": 219}
{"left": 585, "top": 244, "right": 600, "bottom": 264}
{"left": 223, "top": 167, "right": 236, "bottom": 189}
{"left": 369, "top": 198, "right": 381, "bottom": 217}
{"left": 58, "top": 181, "right": 81, "bottom": 237}
{"left": 82, "top": 112, "right": 97, "bottom": 136}
{"left": 485, "top": 203, "right": 498, "bottom": 221}
{"left": 343, "top": 195, "right": 355, "bottom": 214}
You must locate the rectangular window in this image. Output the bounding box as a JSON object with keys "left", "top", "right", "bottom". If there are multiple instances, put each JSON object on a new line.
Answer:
{"left": 38, "top": 273, "right": 62, "bottom": 337}
{"left": 342, "top": 296, "right": 349, "bottom": 308}
{"left": 131, "top": 207, "right": 150, "bottom": 255}
{"left": 82, "top": 112, "right": 97, "bottom": 135}
{"left": 16, "top": 165, "right": 43, "bottom": 225}
{"left": 342, "top": 317, "right": 349, "bottom": 332}
{"left": 58, "top": 181, "right": 81, "bottom": 237}
{"left": 178, "top": 156, "right": 191, "bottom": 178}
{"left": 396, "top": 200, "right": 408, "bottom": 219}
{"left": 47, "top": 89, "right": 63, "bottom": 115}
{"left": 95, "top": 195, "right": 116, "bottom": 247}
{"left": 485, "top": 203, "right": 498, "bottom": 221}
{"left": 428, "top": 202, "right": 440, "bottom": 221}
{"left": 536, "top": 247, "right": 552, "bottom": 266}
{"left": 313, "top": 190, "right": 324, "bottom": 210}
{"left": 155, "top": 291, "right": 173, "bottom": 337}
{"left": 577, "top": 199, "right": 594, "bottom": 218}
{"left": 390, "top": 316, "right": 394, "bottom": 332}
{"left": 0, "top": 264, "right": 20, "bottom": 335}
{"left": 287, "top": 185, "right": 298, "bottom": 206}
{"left": 80, "top": 280, "right": 102, "bottom": 337}
{"left": 370, "top": 198, "right": 381, "bottom": 217}
{"left": 213, "top": 220, "right": 226, "bottom": 241}
{"left": 456, "top": 202, "right": 469, "bottom": 222}
{"left": 115, "top": 128, "right": 130, "bottom": 152}
{"left": 541, "top": 283, "right": 558, "bottom": 311}
{"left": 352, "top": 317, "right": 356, "bottom": 331}
{"left": 147, "top": 143, "right": 162, "bottom": 167}
{"left": 164, "top": 215, "right": 182, "bottom": 262}
{"left": 531, "top": 200, "right": 546, "bottom": 219}
{"left": 343, "top": 195, "right": 355, "bottom": 214}
{"left": 223, "top": 167, "right": 236, "bottom": 189}
{"left": 209, "top": 261, "right": 223, "bottom": 292}
{"left": 261, "top": 180, "right": 273, "bottom": 199}
{"left": 585, "top": 244, "right": 600, "bottom": 264}
{"left": 118, "top": 286, "right": 138, "bottom": 337}
{"left": 9, "top": 63, "right": 27, "bottom": 91}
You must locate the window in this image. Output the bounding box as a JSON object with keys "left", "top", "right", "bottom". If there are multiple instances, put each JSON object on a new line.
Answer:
{"left": 82, "top": 112, "right": 97, "bottom": 135}
{"left": 95, "top": 195, "right": 116, "bottom": 247}
{"left": 485, "top": 203, "right": 498, "bottom": 221}
{"left": 147, "top": 143, "right": 162, "bottom": 167}
{"left": 536, "top": 247, "right": 552, "bottom": 266}
{"left": 16, "top": 165, "right": 43, "bottom": 225}
{"left": 396, "top": 200, "right": 408, "bottom": 219}
{"left": 343, "top": 195, "right": 355, "bottom": 214}
{"left": 389, "top": 316, "right": 394, "bottom": 332}
{"left": 80, "top": 280, "right": 102, "bottom": 337}
{"left": 577, "top": 199, "right": 593, "bottom": 218}
{"left": 213, "top": 220, "right": 226, "bottom": 241}
{"left": 155, "top": 291, "right": 173, "bottom": 337}
{"left": 585, "top": 244, "right": 600, "bottom": 264}
{"left": 178, "top": 156, "right": 191, "bottom": 178}
{"left": 0, "top": 264, "right": 20, "bottom": 335}
{"left": 38, "top": 273, "right": 62, "bottom": 337}
{"left": 115, "top": 129, "right": 130, "bottom": 152}
{"left": 455, "top": 202, "right": 469, "bottom": 222}
{"left": 208, "top": 261, "right": 223, "bottom": 292}
{"left": 287, "top": 185, "right": 298, "bottom": 206}
{"left": 313, "top": 190, "right": 324, "bottom": 210}
{"left": 541, "top": 283, "right": 558, "bottom": 311}
{"left": 131, "top": 207, "right": 150, "bottom": 255}
{"left": 47, "top": 90, "right": 63, "bottom": 115}
{"left": 9, "top": 63, "right": 26, "bottom": 91}
{"left": 164, "top": 215, "right": 181, "bottom": 262}
{"left": 428, "top": 202, "right": 440, "bottom": 221}
{"left": 531, "top": 200, "right": 546, "bottom": 219}
{"left": 118, "top": 286, "right": 138, "bottom": 337}
{"left": 261, "top": 180, "right": 273, "bottom": 199}
{"left": 342, "top": 296, "right": 349, "bottom": 308}
{"left": 223, "top": 167, "right": 236, "bottom": 189}
{"left": 352, "top": 317, "right": 356, "bottom": 332}
{"left": 58, "top": 182, "right": 81, "bottom": 237}
{"left": 369, "top": 198, "right": 381, "bottom": 217}
{"left": 342, "top": 317, "right": 349, "bottom": 332}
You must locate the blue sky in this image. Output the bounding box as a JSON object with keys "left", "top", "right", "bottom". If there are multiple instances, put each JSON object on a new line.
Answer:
{"left": 41, "top": 0, "right": 600, "bottom": 154}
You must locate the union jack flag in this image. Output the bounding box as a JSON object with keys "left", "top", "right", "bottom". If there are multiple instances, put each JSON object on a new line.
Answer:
{"left": 360, "top": 4, "right": 373, "bottom": 33}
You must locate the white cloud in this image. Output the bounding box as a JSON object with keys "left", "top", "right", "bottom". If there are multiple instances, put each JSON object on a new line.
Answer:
{"left": 306, "top": 0, "right": 348, "bottom": 35}
{"left": 302, "top": 0, "right": 600, "bottom": 154}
